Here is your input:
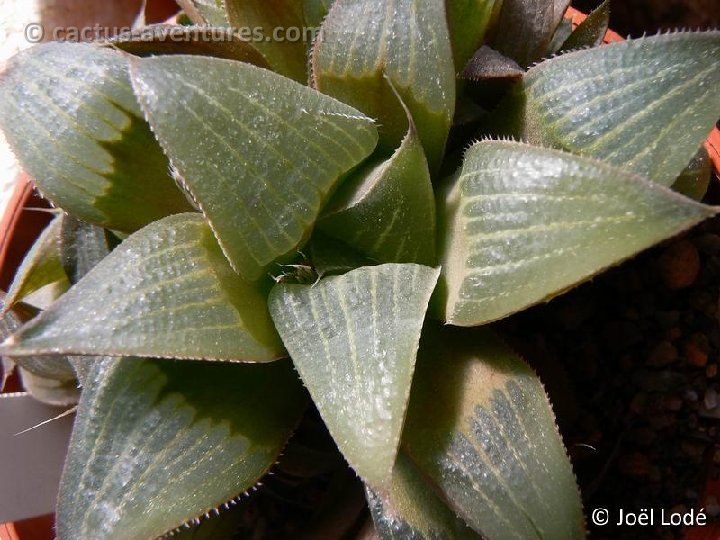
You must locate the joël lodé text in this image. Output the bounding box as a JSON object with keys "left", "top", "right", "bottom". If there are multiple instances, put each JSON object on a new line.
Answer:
{"left": 616, "top": 507, "right": 707, "bottom": 526}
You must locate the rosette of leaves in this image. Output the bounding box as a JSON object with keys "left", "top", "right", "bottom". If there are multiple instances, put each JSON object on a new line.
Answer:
{"left": 0, "top": 0, "right": 718, "bottom": 538}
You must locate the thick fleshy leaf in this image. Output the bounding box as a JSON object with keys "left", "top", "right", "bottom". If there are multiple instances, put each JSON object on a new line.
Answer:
{"left": 546, "top": 18, "right": 573, "bottom": 55}
{"left": 59, "top": 215, "right": 112, "bottom": 285}
{"left": 1, "top": 357, "right": 13, "bottom": 392}
{"left": 106, "top": 25, "right": 269, "bottom": 66}
{"left": 367, "top": 452, "right": 479, "bottom": 539}
{"left": 268, "top": 264, "right": 440, "bottom": 488}
{"left": 447, "top": 0, "right": 503, "bottom": 72}
{"left": 403, "top": 326, "right": 585, "bottom": 539}
{"left": 461, "top": 45, "right": 524, "bottom": 81}
{"left": 5, "top": 214, "right": 68, "bottom": 311}
{"left": 559, "top": 0, "right": 609, "bottom": 52}
{"left": 438, "top": 141, "right": 716, "bottom": 326}
{"left": 500, "top": 32, "right": 720, "bottom": 186}
{"left": 0, "top": 43, "right": 193, "bottom": 232}
{"left": 130, "top": 54, "right": 378, "bottom": 280}
{"left": 308, "top": 232, "right": 378, "bottom": 277}
{"left": 2, "top": 214, "right": 285, "bottom": 362}
{"left": 56, "top": 357, "right": 306, "bottom": 540}
{"left": 176, "top": 0, "right": 228, "bottom": 25}
{"left": 672, "top": 146, "right": 712, "bottom": 201}
{"left": 304, "top": 0, "right": 335, "bottom": 28}
{"left": 0, "top": 297, "right": 78, "bottom": 403}
{"left": 312, "top": 0, "right": 455, "bottom": 171}
{"left": 490, "top": 0, "right": 557, "bottom": 67}
{"left": 318, "top": 121, "right": 436, "bottom": 265}
{"left": 18, "top": 367, "right": 79, "bottom": 406}
{"left": 225, "top": 0, "right": 309, "bottom": 81}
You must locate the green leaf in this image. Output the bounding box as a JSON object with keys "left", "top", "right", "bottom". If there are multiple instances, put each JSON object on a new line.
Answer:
{"left": 500, "top": 32, "right": 720, "bottom": 186}
{"left": 268, "top": 264, "right": 439, "bottom": 488}
{"left": 0, "top": 296, "right": 78, "bottom": 402}
{"left": 303, "top": 0, "right": 335, "bottom": 28}
{"left": 367, "top": 452, "right": 479, "bottom": 539}
{"left": 176, "top": 0, "right": 228, "bottom": 25}
{"left": 5, "top": 214, "right": 68, "bottom": 311}
{"left": 460, "top": 45, "right": 524, "bottom": 81}
{"left": 106, "top": 25, "right": 270, "bottom": 66}
{"left": 166, "top": 502, "right": 246, "bottom": 540}
{"left": 224, "top": 0, "right": 309, "bottom": 82}
{"left": 129, "top": 54, "right": 378, "bottom": 281}
{"left": 1, "top": 357, "right": 13, "bottom": 392}
{"left": 490, "top": 0, "right": 557, "bottom": 67}
{"left": 0, "top": 42, "right": 194, "bottom": 232}
{"left": 318, "top": 120, "right": 436, "bottom": 266}
{"left": 311, "top": 0, "right": 455, "bottom": 171}
{"left": 308, "top": 232, "right": 378, "bottom": 277}
{"left": 547, "top": 18, "right": 573, "bottom": 55}
{"left": 672, "top": 146, "right": 712, "bottom": 201}
{"left": 559, "top": 0, "right": 610, "bottom": 52}
{"left": 438, "top": 141, "right": 717, "bottom": 326}
{"left": 447, "top": 0, "right": 503, "bottom": 72}
{"left": 60, "top": 215, "right": 112, "bottom": 285}
{"left": 56, "top": 357, "right": 306, "bottom": 540}
{"left": 19, "top": 367, "right": 79, "bottom": 406}
{"left": 2, "top": 214, "right": 285, "bottom": 362}
{"left": 403, "top": 326, "right": 585, "bottom": 539}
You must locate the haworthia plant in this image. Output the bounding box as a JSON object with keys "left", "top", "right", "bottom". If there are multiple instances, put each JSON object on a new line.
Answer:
{"left": 0, "top": 3, "right": 718, "bottom": 538}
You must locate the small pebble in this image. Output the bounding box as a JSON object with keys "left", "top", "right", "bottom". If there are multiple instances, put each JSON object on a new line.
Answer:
{"left": 659, "top": 239, "right": 701, "bottom": 290}
{"left": 663, "top": 395, "right": 683, "bottom": 411}
{"left": 685, "top": 340, "right": 709, "bottom": 367}
{"left": 647, "top": 341, "right": 678, "bottom": 367}
{"left": 705, "top": 388, "right": 718, "bottom": 410}
{"left": 619, "top": 453, "right": 652, "bottom": 477}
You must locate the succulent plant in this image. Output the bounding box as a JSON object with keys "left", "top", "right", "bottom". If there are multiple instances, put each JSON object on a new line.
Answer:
{"left": 0, "top": 0, "right": 718, "bottom": 538}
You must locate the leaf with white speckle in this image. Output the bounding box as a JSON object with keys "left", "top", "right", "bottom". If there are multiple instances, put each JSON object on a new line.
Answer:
{"left": 403, "top": 325, "right": 585, "bottom": 539}
{"left": 2, "top": 214, "right": 285, "bottom": 362}
{"left": 56, "top": 357, "right": 306, "bottom": 540}
{"left": 318, "top": 119, "right": 436, "bottom": 266}
{"left": 268, "top": 263, "right": 439, "bottom": 488}
{"left": 437, "top": 141, "right": 716, "bottom": 326}
{"left": 312, "top": 0, "right": 455, "bottom": 171}
{"left": 367, "top": 452, "right": 479, "bottom": 539}
{"left": 130, "top": 54, "right": 378, "bottom": 280}
{"left": 0, "top": 43, "right": 194, "bottom": 232}
{"left": 496, "top": 31, "right": 720, "bottom": 186}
